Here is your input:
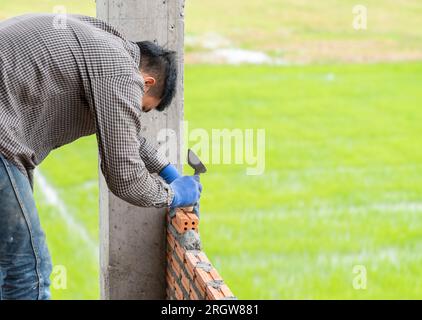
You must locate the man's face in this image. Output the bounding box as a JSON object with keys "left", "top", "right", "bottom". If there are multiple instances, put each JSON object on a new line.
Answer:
{"left": 142, "top": 93, "right": 161, "bottom": 113}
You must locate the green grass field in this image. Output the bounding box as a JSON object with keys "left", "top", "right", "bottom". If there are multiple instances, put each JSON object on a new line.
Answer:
{"left": 1, "top": 0, "right": 421, "bottom": 62}
{"left": 2, "top": 0, "right": 422, "bottom": 299}
{"left": 34, "top": 62, "right": 422, "bottom": 299}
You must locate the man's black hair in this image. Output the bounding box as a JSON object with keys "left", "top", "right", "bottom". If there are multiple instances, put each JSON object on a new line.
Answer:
{"left": 135, "top": 41, "right": 177, "bottom": 112}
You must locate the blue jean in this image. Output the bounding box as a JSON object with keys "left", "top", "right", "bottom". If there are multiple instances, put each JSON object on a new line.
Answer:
{"left": 0, "top": 154, "right": 52, "bottom": 300}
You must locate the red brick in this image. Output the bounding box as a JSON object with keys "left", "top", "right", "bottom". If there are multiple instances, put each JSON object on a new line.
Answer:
{"left": 172, "top": 210, "right": 200, "bottom": 234}
{"left": 189, "top": 288, "right": 199, "bottom": 300}
{"left": 194, "top": 279, "right": 206, "bottom": 297}
{"left": 166, "top": 269, "right": 174, "bottom": 287}
{"left": 220, "top": 284, "right": 234, "bottom": 298}
{"left": 196, "top": 251, "right": 210, "bottom": 264}
{"left": 186, "top": 268, "right": 196, "bottom": 282}
{"left": 195, "top": 268, "right": 213, "bottom": 293}
{"left": 166, "top": 250, "right": 172, "bottom": 263}
{"left": 174, "top": 243, "right": 185, "bottom": 263}
{"left": 206, "top": 285, "right": 224, "bottom": 300}
{"left": 174, "top": 281, "right": 184, "bottom": 300}
{"left": 170, "top": 255, "right": 181, "bottom": 278}
{"left": 172, "top": 217, "right": 188, "bottom": 234}
{"left": 180, "top": 271, "right": 190, "bottom": 294}
{"left": 209, "top": 268, "right": 223, "bottom": 281}
{"left": 186, "top": 213, "right": 199, "bottom": 227}
{"left": 181, "top": 206, "right": 194, "bottom": 213}
{"left": 175, "top": 210, "right": 190, "bottom": 227}
{"left": 185, "top": 251, "right": 200, "bottom": 279}
{"left": 167, "top": 231, "right": 176, "bottom": 250}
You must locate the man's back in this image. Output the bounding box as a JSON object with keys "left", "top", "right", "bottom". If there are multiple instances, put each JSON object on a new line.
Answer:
{"left": 0, "top": 14, "right": 142, "bottom": 185}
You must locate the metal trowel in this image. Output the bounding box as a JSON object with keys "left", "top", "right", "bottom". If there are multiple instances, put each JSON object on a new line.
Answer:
{"left": 187, "top": 148, "right": 207, "bottom": 175}
{"left": 181, "top": 149, "right": 206, "bottom": 213}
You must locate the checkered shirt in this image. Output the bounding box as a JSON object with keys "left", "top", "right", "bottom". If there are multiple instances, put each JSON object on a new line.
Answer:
{"left": 0, "top": 14, "right": 174, "bottom": 207}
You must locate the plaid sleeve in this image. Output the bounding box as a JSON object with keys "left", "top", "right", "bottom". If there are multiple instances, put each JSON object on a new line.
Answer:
{"left": 88, "top": 74, "right": 174, "bottom": 208}
{"left": 139, "top": 135, "right": 170, "bottom": 174}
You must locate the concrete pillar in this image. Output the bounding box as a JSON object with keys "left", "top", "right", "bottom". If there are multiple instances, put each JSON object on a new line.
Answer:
{"left": 97, "top": 0, "right": 185, "bottom": 299}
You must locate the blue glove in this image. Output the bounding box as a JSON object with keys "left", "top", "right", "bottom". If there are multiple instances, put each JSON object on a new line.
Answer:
{"left": 159, "top": 164, "right": 181, "bottom": 184}
{"left": 170, "top": 175, "right": 202, "bottom": 208}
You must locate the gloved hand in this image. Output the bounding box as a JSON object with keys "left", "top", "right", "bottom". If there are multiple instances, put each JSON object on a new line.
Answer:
{"left": 169, "top": 175, "right": 202, "bottom": 209}
{"left": 159, "top": 163, "right": 181, "bottom": 184}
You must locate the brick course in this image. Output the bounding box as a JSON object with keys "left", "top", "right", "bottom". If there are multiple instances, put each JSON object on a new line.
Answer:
{"left": 166, "top": 208, "right": 236, "bottom": 300}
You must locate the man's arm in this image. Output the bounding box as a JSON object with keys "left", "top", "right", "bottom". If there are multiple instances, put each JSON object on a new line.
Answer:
{"left": 87, "top": 72, "right": 174, "bottom": 208}
{"left": 138, "top": 135, "right": 169, "bottom": 174}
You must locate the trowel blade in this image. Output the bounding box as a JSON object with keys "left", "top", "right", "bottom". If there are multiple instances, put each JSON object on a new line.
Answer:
{"left": 187, "top": 149, "right": 207, "bottom": 175}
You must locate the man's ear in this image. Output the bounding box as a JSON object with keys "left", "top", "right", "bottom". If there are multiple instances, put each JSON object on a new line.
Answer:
{"left": 143, "top": 76, "right": 156, "bottom": 93}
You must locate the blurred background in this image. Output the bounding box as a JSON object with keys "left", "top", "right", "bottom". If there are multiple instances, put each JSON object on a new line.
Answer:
{"left": 1, "top": 0, "right": 421, "bottom": 299}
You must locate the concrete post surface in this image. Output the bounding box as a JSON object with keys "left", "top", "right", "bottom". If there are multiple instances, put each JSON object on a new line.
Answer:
{"left": 97, "top": 0, "right": 185, "bottom": 299}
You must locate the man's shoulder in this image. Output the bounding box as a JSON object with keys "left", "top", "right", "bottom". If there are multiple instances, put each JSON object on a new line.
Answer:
{"left": 67, "top": 15, "right": 141, "bottom": 78}
{"left": 0, "top": 13, "right": 140, "bottom": 78}
{"left": 68, "top": 14, "right": 126, "bottom": 39}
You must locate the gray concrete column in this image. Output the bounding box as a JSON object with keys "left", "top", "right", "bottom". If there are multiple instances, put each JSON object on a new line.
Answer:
{"left": 97, "top": 0, "right": 185, "bottom": 299}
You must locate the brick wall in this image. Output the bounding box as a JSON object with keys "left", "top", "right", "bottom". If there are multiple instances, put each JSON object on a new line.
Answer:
{"left": 166, "top": 208, "right": 236, "bottom": 300}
